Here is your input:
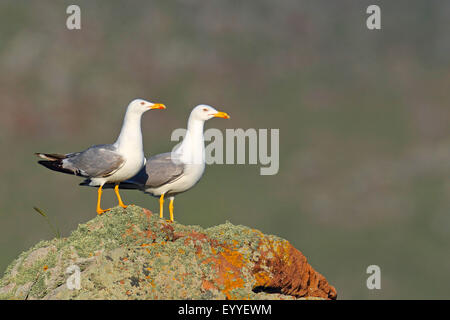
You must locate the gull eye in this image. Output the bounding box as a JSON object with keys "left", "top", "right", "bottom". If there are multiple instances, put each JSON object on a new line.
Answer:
{"left": 140, "top": 102, "right": 145, "bottom": 105}
{"left": 203, "top": 108, "right": 208, "bottom": 112}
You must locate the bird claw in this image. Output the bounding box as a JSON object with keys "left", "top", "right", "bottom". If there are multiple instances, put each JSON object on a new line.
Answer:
{"left": 97, "top": 208, "right": 111, "bottom": 215}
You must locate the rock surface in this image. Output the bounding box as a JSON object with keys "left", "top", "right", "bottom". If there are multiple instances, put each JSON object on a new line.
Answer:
{"left": 0, "top": 206, "right": 337, "bottom": 300}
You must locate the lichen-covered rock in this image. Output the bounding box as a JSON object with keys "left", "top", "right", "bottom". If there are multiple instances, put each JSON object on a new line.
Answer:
{"left": 0, "top": 206, "right": 337, "bottom": 300}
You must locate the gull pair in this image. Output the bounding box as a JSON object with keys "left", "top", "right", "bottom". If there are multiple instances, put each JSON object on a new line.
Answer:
{"left": 36, "top": 100, "right": 230, "bottom": 221}
{"left": 99, "top": 104, "right": 230, "bottom": 222}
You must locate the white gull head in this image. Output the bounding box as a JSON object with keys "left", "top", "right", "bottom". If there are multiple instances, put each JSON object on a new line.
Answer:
{"left": 126, "top": 98, "right": 166, "bottom": 115}
{"left": 188, "top": 104, "right": 230, "bottom": 122}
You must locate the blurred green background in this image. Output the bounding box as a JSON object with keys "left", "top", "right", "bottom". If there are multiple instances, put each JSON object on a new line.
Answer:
{"left": 1, "top": 0, "right": 449, "bottom": 299}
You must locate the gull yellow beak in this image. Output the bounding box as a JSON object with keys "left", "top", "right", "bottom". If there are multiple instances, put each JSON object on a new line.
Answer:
{"left": 150, "top": 103, "right": 166, "bottom": 110}
{"left": 213, "top": 111, "right": 230, "bottom": 119}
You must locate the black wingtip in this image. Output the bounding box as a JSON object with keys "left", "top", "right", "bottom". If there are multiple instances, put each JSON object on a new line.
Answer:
{"left": 38, "top": 160, "right": 75, "bottom": 175}
{"left": 79, "top": 179, "right": 91, "bottom": 186}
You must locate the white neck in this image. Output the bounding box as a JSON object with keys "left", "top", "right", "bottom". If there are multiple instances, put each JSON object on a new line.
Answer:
{"left": 114, "top": 109, "right": 144, "bottom": 154}
{"left": 177, "top": 116, "right": 205, "bottom": 165}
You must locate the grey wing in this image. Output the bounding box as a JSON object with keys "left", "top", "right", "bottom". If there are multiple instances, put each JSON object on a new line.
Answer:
{"left": 127, "top": 152, "right": 184, "bottom": 188}
{"left": 64, "top": 144, "right": 125, "bottom": 178}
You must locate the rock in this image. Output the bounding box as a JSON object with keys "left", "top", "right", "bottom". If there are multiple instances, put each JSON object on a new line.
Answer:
{"left": 0, "top": 206, "right": 337, "bottom": 300}
{"left": 23, "top": 246, "right": 56, "bottom": 268}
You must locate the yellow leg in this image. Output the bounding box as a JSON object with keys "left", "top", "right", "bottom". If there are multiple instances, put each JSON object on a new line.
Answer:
{"left": 169, "top": 198, "right": 174, "bottom": 222}
{"left": 114, "top": 184, "right": 128, "bottom": 209}
{"left": 96, "top": 185, "right": 110, "bottom": 215}
{"left": 159, "top": 194, "right": 164, "bottom": 219}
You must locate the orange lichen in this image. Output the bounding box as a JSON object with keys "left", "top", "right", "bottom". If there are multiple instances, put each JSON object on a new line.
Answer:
{"left": 200, "top": 245, "right": 249, "bottom": 299}
{"left": 253, "top": 271, "right": 271, "bottom": 287}
{"left": 222, "top": 272, "right": 245, "bottom": 299}
{"left": 201, "top": 279, "right": 215, "bottom": 291}
{"left": 220, "top": 247, "right": 245, "bottom": 269}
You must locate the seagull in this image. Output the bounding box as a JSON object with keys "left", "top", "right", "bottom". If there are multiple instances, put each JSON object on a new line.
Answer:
{"left": 35, "top": 99, "right": 166, "bottom": 215}
{"left": 99, "top": 104, "right": 230, "bottom": 222}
